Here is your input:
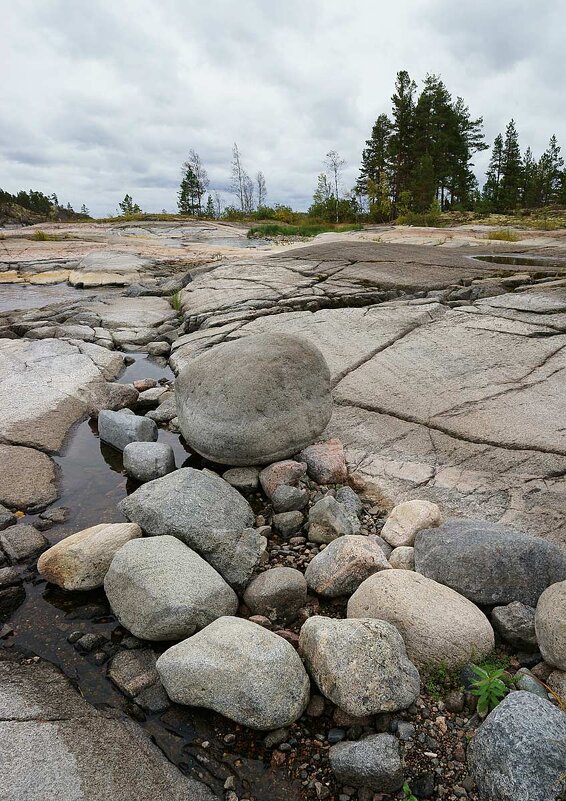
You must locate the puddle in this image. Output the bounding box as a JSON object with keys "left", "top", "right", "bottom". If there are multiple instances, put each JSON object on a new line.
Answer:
{"left": 0, "top": 282, "right": 93, "bottom": 312}
{"left": 472, "top": 253, "right": 566, "bottom": 269}
{"left": 118, "top": 351, "right": 175, "bottom": 383}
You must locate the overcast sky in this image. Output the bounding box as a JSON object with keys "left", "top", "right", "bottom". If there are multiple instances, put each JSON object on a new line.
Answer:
{"left": 1, "top": 0, "right": 564, "bottom": 216}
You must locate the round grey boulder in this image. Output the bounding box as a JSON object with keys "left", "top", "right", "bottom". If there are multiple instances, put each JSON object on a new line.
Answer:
{"left": 98, "top": 409, "right": 157, "bottom": 452}
{"left": 414, "top": 518, "right": 566, "bottom": 607}
{"left": 175, "top": 333, "right": 333, "bottom": 465}
{"left": 299, "top": 616, "right": 420, "bottom": 716}
{"left": 156, "top": 616, "right": 310, "bottom": 730}
{"left": 243, "top": 567, "right": 307, "bottom": 622}
{"left": 104, "top": 536, "right": 238, "bottom": 641}
{"left": 535, "top": 580, "right": 566, "bottom": 670}
{"left": 305, "top": 535, "right": 390, "bottom": 598}
{"left": 123, "top": 442, "right": 176, "bottom": 483}
{"left": 467, "top": 691, "right": 566, "bottom": 801}
{"left": 329, "top": 734, "right": 404, "bottom": 792}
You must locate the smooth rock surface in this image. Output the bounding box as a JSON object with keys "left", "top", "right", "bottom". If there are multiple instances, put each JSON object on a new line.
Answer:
{"left": 119, "top": 467, "right": 257, "bottom": 587}
{"left": 467, "top": 691, "right": 566, "bottom": 801}
{"left": 175, "top": 333, "right": 333, "bottom": 465}
{"left": 98, "top": 410, "right": 157, "bottom": 452}
{"left": 414, "top": 519, "right": 566, "bottom": 606}
{"left": 243, "top": 567, "right": 307, "bottom": 622}
{"left": 305, "top": 534, "right": 390, "bottom": 597}
{"left": 535, "top": 580, "right": 566, "bottom": 669}
{"left": 122, "top": 441, "right": 176, "bottom": 482}
{"left": 300, "top": 616, "right": 420, "bottom": 716}
{"left": 347, "top": 569, "right": 495, "bottom": 667}
{"left": 157, "top": 616, "right": 310, "bottom": 730}
{"left": 388, "top": 545, "right": 415, "bottom": 570}
{"left": 329, "top": 734, "right": 404, "bottom": 792}
{"left": 381, "top": 499, "right": 441, "bottom": 547}
{"left": 222, "top": 466, "right": 259, "bottom": 494}
{"left": 0, "top": 444, "right": 58, "bottom": 512}
{"left": 37, "top": 522, "right": 142, "bottom": 591}
{"left": 104, "top": 536, "right": 238, "bottom": 640}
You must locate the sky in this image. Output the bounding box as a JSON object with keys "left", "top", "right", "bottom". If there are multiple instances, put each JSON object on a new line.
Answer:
{"left": 1, "top": 0, "right": 564, "bottom": 216}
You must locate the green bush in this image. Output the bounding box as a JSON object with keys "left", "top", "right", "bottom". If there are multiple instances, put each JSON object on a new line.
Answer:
{"left": 485, "top": 228, "right": 520, "bottom": 241}
{"left": 247, "top": 223, "right": 362, "bottom": 239}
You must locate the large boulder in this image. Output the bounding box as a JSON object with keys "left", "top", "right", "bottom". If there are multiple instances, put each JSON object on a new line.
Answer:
{"left": 175, "top": 333, "right": 333, "bottom": 465}
{"left": 104, "top": 536, "right": 238, "bottom": 641}
{"left": 299, "top": 616, "right": 419, "bottom": 716}
{"left": 414, "top": 519, "right": 566, "bottom": 607}
{"left": 329, "top": 734, "right": 404, "bottom": 792}
{"left": 118, "top": 468, "right": 257, "bottom": 588}
{"left": 535, "top": 580, "right": 566, "bottom": 670}
{"left": 347, "top": 570, "right": 494, "bottom": 668}
{"left": 37, "top": 522, "right": 142, "bottom": 590}
{"left": 243, "top": 567, "right": 307, "bottom": 622}
{"left": 305, "top": 535, "right": 390, "bottom": 597}
{"left": 157, "top": 616, "right": 310, "bottom": 730}
{"left": 467, "top": 692, "right": 566, "bottom": 801}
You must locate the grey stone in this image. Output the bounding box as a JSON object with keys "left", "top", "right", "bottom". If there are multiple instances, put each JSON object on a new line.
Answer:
{"left": 381, "top": 499, "right": 442, "bottom": 547}
{"left": 271, "top": 484, "right": 309, "bottom": 513}
{"left": 104, "top": 382, "right": 139, "bottom": 411}
{"left": 368, "top": 534, "right": 393, "bottom": 559}
{"left": 388, "top": 546, "right": 415, "bottom": 570}
{"left": 273, "top": 510, "right": 304, "bottom": 537}
{"left": 98, "top": 409, "right": 158, "bottom": 452}
{"left": 157, "top": 616, "right": 310, "bottom": 730}
{"left": 259, "top": 460, "right": 307, "bottom": 498}
{"left": 414, "top": 519, "right": 566, "bottom": 606}
{"left": 222, "top": 466, "right": 260, "bottom": 494}
{"left": 108, "top": 650, "right": 160, "bottom": 698}
{"left": 491, "top": 602, "right": 537, "bottom": 649}
{"left": 0, "top": 524, "right": 47, "bottom": 562}
{"left": 535, "top": 580, "right": 566, "bottom": 670}
{"left": 0, "top": 504, "right": 16, "bottom": 531}
{"left": 305, "top": 535, "right": 390, "bottom": 598}
{"left": 308, "top": 496, "right": 356, "bottom": 543}
{"left": 122, "top": 442, "right": 176, "bottom": 482}
{"left": 300, "top": 616, "right": 419, "bottom": 716}
{"left": 135, "top": 683, "right": 170, "bottom": 713}
{"left": 104, "top": 536, "right": 238, "bottom": 641}
{"left": 119, "top": 467, "right": 257, "bottom": 588}
{"left": 243, "top": 567, "right": 307, "bottom": 622}
{"left": 0, "top": 444, "right": 58, "bottom": 512}
{"left": 335, "top": 486, "right": 363, "bottom": 518}
{"left": 467, "top": 691, "right": 566, "bottom": 801}
{"left": 175, "top": 333, "right": 332, "bottom": 465}
{"left": 514, "top": 668, "right": 549, "bottom": 700}
{"left": 0, "top": 567, "right": 21, "bottom": 588}
{"left": 329, "top": 734, "right": 404, "bottom": 792}
{"left": 146, "top": 341, "right": 170, "bottom": 357}
{"left": 145, "top": 396, "right": 177, "bottom": 423}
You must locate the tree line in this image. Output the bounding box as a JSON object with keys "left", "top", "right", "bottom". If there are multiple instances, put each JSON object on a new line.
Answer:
{"left": 0, "top": 188, "right": 89, "bottom": 218}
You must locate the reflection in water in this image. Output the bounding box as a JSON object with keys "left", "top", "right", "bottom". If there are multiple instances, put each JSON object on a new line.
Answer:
{"left": 472, "top": 253, "right": 566, "bottom": 269}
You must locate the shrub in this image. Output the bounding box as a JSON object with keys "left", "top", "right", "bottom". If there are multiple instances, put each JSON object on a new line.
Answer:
{"left": 170, "top": 291, "right": 182, "bottom": 311}
{"left": 470, "top": 664, "right": 510, "bottom": 715}
{"left": 247, "top": 223, "right": 362, "bottom": 239}
{"left": 485, "top": 228, "right": 520, "bottom": 241}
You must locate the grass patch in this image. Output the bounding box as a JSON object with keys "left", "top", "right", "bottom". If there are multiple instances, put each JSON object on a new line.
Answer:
{"left": 247, "top": 223, "right": 362, "bottom": 239}
{"left": 485, "top": 228, "right": 521, "bottom": 242}
{"left": 170, "top": 291, "right": 182, "bottom": 311}
{"left": 31, "top": 230, "right": 71, "bottom": 241}
{"left": 422, "top": 662, "right": 462, "bottom": 700}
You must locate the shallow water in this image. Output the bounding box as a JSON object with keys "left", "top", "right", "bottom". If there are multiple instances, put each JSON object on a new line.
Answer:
{"left": 472, "top": 252, "right": 566, "bottom": 269}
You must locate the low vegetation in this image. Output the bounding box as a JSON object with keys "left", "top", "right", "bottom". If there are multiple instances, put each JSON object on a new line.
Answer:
{"left": 485, "top": 228, "right": 521, "bottom": 242}
{"left": 247, "top": 223, "right": 362, "bottom": 239}
{"left": 470, "top": 664, "right": 510, "bottom": 715}
{"left": 170, "top": 291, "right": 183, "bottom": 311}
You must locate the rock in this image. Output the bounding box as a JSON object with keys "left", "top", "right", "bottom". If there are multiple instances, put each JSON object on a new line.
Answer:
{"left": 329, "top": 734, "right": 404, "bottom": 792}
{"left": 335, "top": 485, "right": 363, "bottom": 522}
{"left": 368, "top": 533, "right": 393, "bottom": 559}
{"left": 146, "top": 341, "right": 170, "bottom": 357}
{"left": 98, "top": 409, "right": 157, "bottom": 452}
{"left": 273, "top": 511, "right": 304, "bottom": 537}
{"left": 0, "top": 505, "right": 16, "bottom": 531}
{"left": 300, "top": 439, "right": 347, "bottom": 484}
{"left": 535, "top": 580, "right": 566, "bottom": 670}
{"left": 306, "top": 694, "right": 326, "bottom": 717}
{"left": 175, "top": 333, "right": 333, "bottom": 465}
{"left": 514, "top": 668, "right": 549, "bottom": 700}
{"left": 0, "top": 567, "right": 21, "bottom": 589}
{"left": 135, "top": 683, "right": 170, "bottom": 713}
{"left": 104, "top": 382, "right": 139, "bottom": 410}
{"left": 0, "top": 524, "right": 47, "bottom": 562}
{"left": 222, "top": 467, "right": 260, "bottom": 494}
{"left": 259, "top": 460, "right": 307, "bottom": 498}
{"left": 388, "top": 546, "right": 415, "bottom": 570}
{"left": 108, "top": 650, "right": 160, "bottom": 698}
{"left": 243, "top": 567, "right": 307, "bottom": 622}
{"left": 300, "top": 617, "right": 420, "bottom": 716}
{"left": 118, "top": 467, "right": 257, "bottom": 588}
{"left": 157, "top": 616, "right": 310, "bottom": 730}
{"left": 146, "top": 396, "right": 177, "bottom": 423}
{"left": 467, "top": 692, "right": 566, "bottom": 801}
{"left": 491, "top": 602, "right": 537, "bottom": 649}
{"left": 37, "top": 522, "right": 142, "bottom": 591}
{"left": 547, "top": 669, "right": 566, "bottom": 699}
{"left": 305, "top": 535, "right": 390, "bottom": 597}
{"left": 347, "top": 570, "right": 494, "bottom": 668}
{"left": 414, "top": 519, "right": 566, "bottom": 606}
{"left": 271, "top": 484, "right": 309, "bottom": 513}
{"left": 104, "top": 536, "right": 238, "bottom": 641}
{"left": 0, "top": 444, "right": 58, "bottom": 512}
{"left": 122, "top": 442, "right": 176, "bottom": 482}
{"left": 308, "top": 496, "right": 356, "bottom": 544}
{"left": 381, "top": 499, "right": 441, "bottom": 548}
{"left": 136, "top": 386, "right": 168, "bottom": 409}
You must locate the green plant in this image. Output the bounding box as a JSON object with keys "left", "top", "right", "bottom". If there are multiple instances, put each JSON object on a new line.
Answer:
{"left": 485, "top": 228, "right": 520, "bottom": 241}
{"left": 170, "top": 291, "right": 182, "bottom": 311}
{"left": 247, "top": 223, "right": 362, "bottom": 239}
{"left": 470, "top": 664, "right": 510, "bottom": 715}
{"left": 403, "top": 783, "right": 419, "bottom": 801}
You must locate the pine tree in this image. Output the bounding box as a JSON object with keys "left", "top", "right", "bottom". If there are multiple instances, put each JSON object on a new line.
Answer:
{"left": 499, "top": 120, "right": 523, "bottom": 210}
{"left": 205, "top": 195, "right": 215, "bottom": 218}
{"left": 357, "top": 113, "right": 392, "bottom": 197}
{"left": 411, "top": 153, "right": 436, "bottom": 212}
{"left": 177, "top": 166, "right": 200, "bottom": 215}
{"left": 389, "top": 70, "right": 417, "bottom": 206}
{"left": 538, "top": 135, "right": 564, "bottom": 205}
{"left": 521, "top": 147, "right": 538, "bottom": 207}
{"left": 118, "top": 195, "right": 141, "bottom": 215}
{"left": 482, "top": 134, "right": 504, "bottom": 211}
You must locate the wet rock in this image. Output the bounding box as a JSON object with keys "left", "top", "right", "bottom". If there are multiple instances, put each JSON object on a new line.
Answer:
{"left": 98, "top": 409, "right": 158, "bottom": 452}
{"left": 305, "top": 535, "right": 390, "bottom": 597}
{"left": 222, "top": 467, "right": 260, "bottom": 494}
{"left": 329, "top": 734, "right": 404, "bottom": 792}
{"left": 514, "top": 668, "right": 549, "bottom": 699}
{"left": 535, "top": 580, "right": 566, "bottom": 669}
{"left": 491, "top": 601, "right": 537, "bottom": 649}
{"left": 273, "top": 511, "right": 304, "bottom": 537}
{"left": 145, "top": 396, "right": 177, "bottom": 423}
{"left": 243, "top": 567, "right": 307, "bottom": 622}
{"left": 0, "top": 505, "right": 16, "bottom": 531}
{"left": 300, "top": 617, "right": 420, "bottom": 716}
{"left": 467, "top": 691, "right": 566, "bottom": 801}
{"left": 37, "top": 522, "right": 142, "bottom": 591}
{"left": 122, "top": 441, "right": 176, "bottom": 482}
{"left": 104, "top": 382, "right": 139, "bottom": 411}
{"left": 119, "top": 467, "right": 257, "bottom": 588}
{"left": 39, "top": 507, "right": 69, "bottom": 525}
{"left": 175, "top": 333, "right": 333, "bottom": 465}
{"left": 0, "top": 524, "right": 47, "bottom": 562}
{"left": 0, "top": 444, "right": 58, "bottom": 512}
{"left": 146, "top": 341, "right": 170, "bottom": 357}
{"left": 381, "top": 499, "right": 441, "bottom": 548}
{"left": 259, "top": 460, "right": 307, "bottom": 498}
{"left": 108, "top": 650, "right": 160, "bottom": 698}
{"left": 300, "top": 439, "right": 347, "bottom": 485}
{"left": 157, "top": 616, "right": 310, "bottom": 730}
{"left": 388, "top": 546, "right": 415, "bottom": 570}
{"left": 104, "top": 536, "right": 238, "bottom": 640}
{"left": 347, "top": 570, "right": 494, "bottom": 668}
{"left": 414, "top": 519, "right": 566, "bottom": 606}
{"left": 0, "top": 585, "right": 25, "bottom": 620}
{"left": 0, "top": 567, "right": 21, "bottom": 589}
{"left": 75, "top": 633, "right": 107, "bottom": 653}
{"left": 308, "top": 496, "right": 357, "bottom": 543}
{"left": 271, "top": 484, "right": 309, "bottom": 513}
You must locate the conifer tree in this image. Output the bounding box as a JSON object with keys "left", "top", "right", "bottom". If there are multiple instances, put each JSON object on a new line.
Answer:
{"left": 538, "top": 135, "right": 564, "bottom": 205}
{"left": 482, "top": 134, "right": 504, "bottom": 211}
{"left": 499, "top": 120, "right": 523, "bottom": 210}
{"left": 389, "top": 70, "right": 417, "bottom": 206}
{"left": 205, "top": 195, "right": 215, "bottom": 218}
